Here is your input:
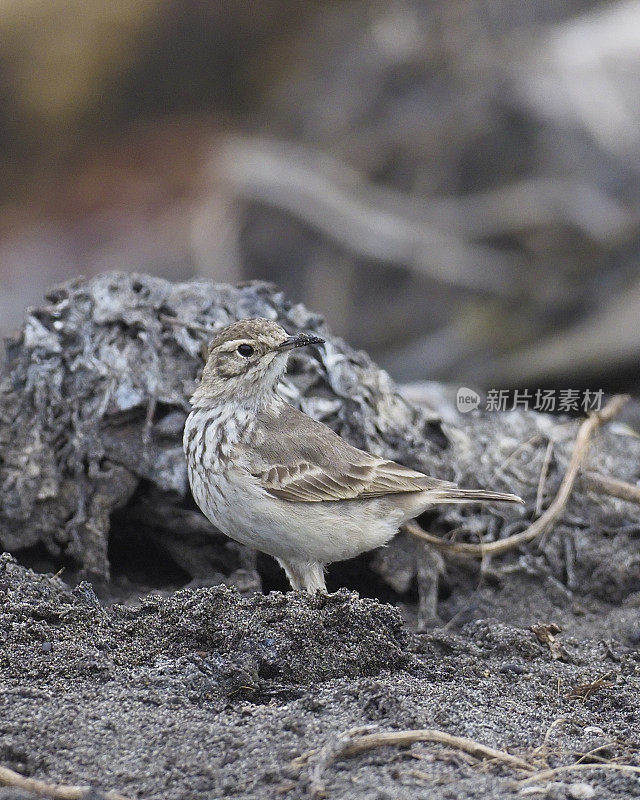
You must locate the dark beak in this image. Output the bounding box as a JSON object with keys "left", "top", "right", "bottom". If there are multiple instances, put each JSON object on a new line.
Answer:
{"left": 277, "top": 333, "right": 325, "bottom": 351}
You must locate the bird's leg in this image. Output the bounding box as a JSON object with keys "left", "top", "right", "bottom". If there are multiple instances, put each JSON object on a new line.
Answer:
{"left": 276, "top": 558, "right": 327, "bottom": 593}
{"left": 417, "top": 545, "right": 445, "bottom": 629}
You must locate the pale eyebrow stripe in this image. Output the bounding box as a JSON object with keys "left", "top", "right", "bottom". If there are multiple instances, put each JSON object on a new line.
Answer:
{"left": 217, "top": 338, "right": 253, "bottom": 352}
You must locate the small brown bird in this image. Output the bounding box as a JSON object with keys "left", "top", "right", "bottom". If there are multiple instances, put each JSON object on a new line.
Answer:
{"left": 183, "top": 318, "right": 522, "bottom": 593}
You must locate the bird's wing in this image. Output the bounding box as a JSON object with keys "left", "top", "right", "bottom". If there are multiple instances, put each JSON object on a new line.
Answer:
{"left": 256, "top": 457, "right": 453, "bottom": 502}
{"left": 247, "top": 403, "right": 454, "bottom": 503}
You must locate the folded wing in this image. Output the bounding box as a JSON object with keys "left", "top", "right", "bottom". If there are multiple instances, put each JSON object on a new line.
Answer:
{"left": 248, "top": 403, "right": 454, "bottom": 503}
{"left": 257, "top": 457, "right": 454, "bottom": 502}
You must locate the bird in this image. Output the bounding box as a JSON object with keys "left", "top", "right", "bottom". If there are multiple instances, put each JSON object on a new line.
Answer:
{"left": 183, "top": 318, "right": 523, "bottom": 593}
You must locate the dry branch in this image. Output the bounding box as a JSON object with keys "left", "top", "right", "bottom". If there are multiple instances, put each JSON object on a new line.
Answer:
{"left": 294, "top": 724, "right": 640, "bottom": 797}
{"left": 336, "top": 730, "right": 534, "bottom": 770}
{"left": 406, "top": 394, "right": 630, "bottom": 557}
{"left": 0, "top": 764, "right": 132, "bottom": 800}
{"left": 582, "top": 471, "right": 640, "bottom": 505}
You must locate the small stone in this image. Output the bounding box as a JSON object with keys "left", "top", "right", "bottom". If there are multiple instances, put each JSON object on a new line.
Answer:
{"left": 72, "top": 581, "right": 100, "bottom": 607}
{"left": 567, "top": 783, "right": 595, "bottom": 800}
{"left": 500, "top": 662, "right": 525, "bottom": 674}
{"left": 40, "top": 642, "right": 53, "bottom": 653}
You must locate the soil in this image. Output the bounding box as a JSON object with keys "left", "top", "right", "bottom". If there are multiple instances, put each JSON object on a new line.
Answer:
{"left": 1, "top": 553, "right": 639, "bottom": 800}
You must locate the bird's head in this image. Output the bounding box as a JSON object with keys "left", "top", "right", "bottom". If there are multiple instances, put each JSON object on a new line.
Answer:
{"left": 191, "top": 318, "right": 325, "bottom": 408}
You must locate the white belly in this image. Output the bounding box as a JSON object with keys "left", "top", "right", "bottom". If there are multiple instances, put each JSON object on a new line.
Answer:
{"left": 188, "top": 456, "right": 402, "bottom": 563}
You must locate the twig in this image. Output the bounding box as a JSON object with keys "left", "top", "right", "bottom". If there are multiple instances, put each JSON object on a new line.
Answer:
{"left": 337, "top": 730, "right": 534, "bottom": 770}
{"left": 521, "top": 763, "right": 640, "bottom": 784}
{"left": 294, "top": 724, "right": 640, "bottom": 796}
{"left": 0, "top": 765, "right": 133, "bottom": 800}
{"left": 535, "top": 439, "right": 554, "bottom": 516}
{"left": 293, "top": 727, "right": 535, "bottom": 796}
{"left": 496, "top": 434, "right": 543, "bottom": 481}
{"left": 565, "top": 672, "right": 615, "bottom": 701}
{"left": 582, "top": 470, "right": 640, "bottom": 505}
{"left": 573, "top": 743, "right": 622, "bottom": 764}
{"left": 406, "top": 395, "right": 630, "bottom": 557}
{"left": 159, "top": 313, "right": 216, "bottom": 336}
{"left": 532, "top": 717, "right": 570, "bottom": 757}
{"left": 295, "top": 726, "right": 376, "bottom": 798}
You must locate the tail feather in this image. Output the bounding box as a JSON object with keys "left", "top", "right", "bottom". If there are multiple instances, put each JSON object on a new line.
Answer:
{"left": 430, "top": 488, "right": 524, "bottom": 505}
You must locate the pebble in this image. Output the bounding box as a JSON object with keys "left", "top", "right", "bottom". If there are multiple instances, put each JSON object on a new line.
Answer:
{"left": 567, "top": 783, "right": 595, "bottom": 800}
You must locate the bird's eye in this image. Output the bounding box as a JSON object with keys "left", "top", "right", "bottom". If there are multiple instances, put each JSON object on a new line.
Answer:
{"left": 237, "top": 344, "right": 254, "bottom": 358}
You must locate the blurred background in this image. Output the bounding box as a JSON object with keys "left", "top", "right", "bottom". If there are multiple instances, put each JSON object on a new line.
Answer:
{"left": 2, "top": 0, "right": 640, "bottom": 391}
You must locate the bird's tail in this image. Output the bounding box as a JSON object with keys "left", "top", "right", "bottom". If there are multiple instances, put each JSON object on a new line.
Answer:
{"left": 429, "top": 488, "right": 524, "bottom": 505}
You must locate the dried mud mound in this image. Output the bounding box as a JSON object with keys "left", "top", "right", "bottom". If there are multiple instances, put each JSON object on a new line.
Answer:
{"left": 0, "top": 553, "right": 409, "bottom": 701}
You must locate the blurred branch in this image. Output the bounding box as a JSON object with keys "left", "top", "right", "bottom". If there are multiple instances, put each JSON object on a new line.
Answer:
{"left": 212, "top": 136, "right": 520, "bottom": 296}
{"left": 475, "top": 278, "right": 640, "bottom": 385}
{"left": 428, "top": 178, "right": 639, "bottom": 245}
{"left": 212, "top": 137, "right": 639, "bottom": 299}
{"left": 0, "top": 763, "right": 132, "bottom": 800}
{"left": 516, "top": 0, "right": 640, "bottom": 160}
{"left": 384, "top": 273, "right": 640, "bottom": 384}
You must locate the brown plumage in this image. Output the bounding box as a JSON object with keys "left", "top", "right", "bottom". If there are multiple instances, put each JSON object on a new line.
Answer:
{"left": 249, "top": 403, "right": 452, "bottom": 502}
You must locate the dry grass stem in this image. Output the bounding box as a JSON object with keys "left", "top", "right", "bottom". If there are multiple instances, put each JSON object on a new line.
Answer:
{"left": 521, "top": 763, "right": 640, "bottom": 784}
{"left": 293, "top": 726, "right": 535, "bottom": 796}
{"left": 406, "top": 394, "right": 630, "bottom": 557}
{"left": 535, "top": 439, "right": 554, "bottom": 516}
{"left": 565, "top": 672, "right": 615, "bottom": 701}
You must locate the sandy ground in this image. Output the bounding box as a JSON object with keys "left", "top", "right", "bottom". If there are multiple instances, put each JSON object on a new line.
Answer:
{"left": 1, "top": 552, "right": 639, "bottom": 800}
